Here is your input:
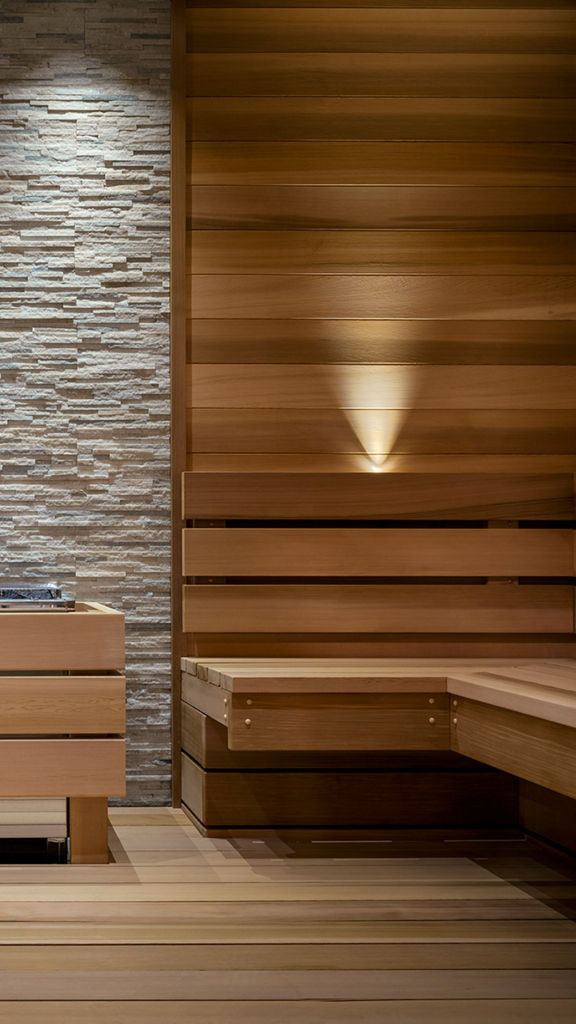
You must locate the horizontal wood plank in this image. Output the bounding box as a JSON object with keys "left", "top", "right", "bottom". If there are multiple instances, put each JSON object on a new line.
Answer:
{"left": 189, "top": 186, "right": 576, "bottom": 230}
{"left": 188, "top": 9, "right": 576, "bottom": 54}
{"left": 451, "top": 698, "right": 576, "bottom": 800}
{"left": 187, "top": 320, "right": 576, "bottom": 365}
{"left": 190, "top": 275, "right": 575, "bottom": 320}
{"left": 188, "top": 409, "right": 576, "bottom": 455}
{"left": 189, "top": 364, "right": 576, "bottom": 410}
{"left": 188, "top": 454, "right": 576, "bottom": 474}
{"left": 188, "top": 142, "right": 576, "bottom": 186}
{"left": 182, "top": 584, "right": 574, "bottom": 634}
{"left": 183, "top": 528, "right": 573, "bottom": 578}
{"left": 189, "top": 53, "right": 576, "bottom": 98}
{"left": 182, "top": 472, "right": 575, "bottom": 519}
{"left": 188, "top": 98, "right": 576, "bottom": 143}
{"left": 182, "top": 755, "right": 514, "bottom": 827}
{"left": 0, "top": 677, "right": 125, "bottom": 735}
{"left": 0, "top": 740, "right": 125, "bottom": 798}
{"left": 0, "top": 603, "right": 125, "bottom": 672}
{"left": 189, "top": 231, "right": 576, "bottom": 275}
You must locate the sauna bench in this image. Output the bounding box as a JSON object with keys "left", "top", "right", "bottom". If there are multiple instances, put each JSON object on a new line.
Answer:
{"left": 0, "top": 602, "right": 126, "bottom": 863}
{"left": 181, "top": 657, "right": 576, "bottom": 814}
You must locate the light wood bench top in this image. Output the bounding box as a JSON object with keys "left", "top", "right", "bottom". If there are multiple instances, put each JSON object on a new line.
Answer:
{"left": 182, "top": 657, "right": 576, "bottom": 727}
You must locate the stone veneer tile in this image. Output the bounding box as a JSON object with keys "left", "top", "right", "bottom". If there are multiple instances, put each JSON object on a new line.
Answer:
{"left": 0, "top": 0, "right": 171, "bottom": 804}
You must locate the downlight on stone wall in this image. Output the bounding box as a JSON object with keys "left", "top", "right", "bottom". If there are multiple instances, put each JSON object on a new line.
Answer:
{"left": 0, "top": 0, "right": 171, "bottom": 803}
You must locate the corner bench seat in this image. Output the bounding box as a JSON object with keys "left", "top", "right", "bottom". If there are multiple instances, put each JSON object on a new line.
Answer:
{"left": 181, "top": 657, "right": 576, "bottom": 805}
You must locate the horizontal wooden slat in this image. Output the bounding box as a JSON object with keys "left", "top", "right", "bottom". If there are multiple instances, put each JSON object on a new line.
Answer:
{"left": 182, "top": 584, "right": 574, "bottom": 634}
{"left": 188, "top": 9, "right": 576, "bottom": 53}
{"left": 189, "top": 231, "right": 576, "bottom": 275}
{"left": 0, "top": 603, "right": 125, "bottom": 671}
{"left": 0, "top": 676, "right": 125, "bottom": 734}
{"left": 182, "top": 472, "right": 575, "bottom": 519}
{"left": 190, "top": 186, "right": 576, "bottom": 230}
{"left": 188, "top": 142, "right": 576, "bottom": 186}
{"left": 187, "top": 1, "right": 576, "bottom": 8}
{"left": 190, "top": 275, "right": 575, "bottom": 320}
{"left": 448, "top": 671, "right": 576, "bottom": 729}
{"left": 0, "top": 740, "right": 125, "bottom": 798}
{"left": 183, "top": 528, "right": 573, "bottom": 578}
{"left": 189, "top": 365, "right": 576, "bottom": 410}
{"left": 226, "top": 706, "right": 450, "bottom": 752}
{"left": 189, "top": 53, "right": 576, "bottom": 98}
{"left": 188, "top": 454, "right": 576, "bottom": 474}
{"left": 188, "top": 98, "right": 576, "bottom": 143}
{"left": 189, "top": 409, "right": 576, "bottom": 455}
{"left": 187, "top": 320, "right": 576, "bottom": 365}
{"left": 450, "top": 698, "right": 576, "bottom": 800}
{"left": 182, "top": 756, "right": 515, "bottom": 827}
{"left": 181, "top": 703, "right": 476, "bottom": 770}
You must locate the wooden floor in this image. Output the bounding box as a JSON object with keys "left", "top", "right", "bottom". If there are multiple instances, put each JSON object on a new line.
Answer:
{"left": 0, "top": 808, "right": 575, "bottom": 1021}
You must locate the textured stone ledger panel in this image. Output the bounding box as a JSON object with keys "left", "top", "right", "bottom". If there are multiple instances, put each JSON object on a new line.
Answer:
{"left": 0, "top": 0, "right": 171, "bottom": 803}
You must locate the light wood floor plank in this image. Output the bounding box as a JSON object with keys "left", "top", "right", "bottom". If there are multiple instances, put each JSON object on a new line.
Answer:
{"left": 0, "top": 920, "right": 574, "bottom": 945}
{"left": 0, "top": 968, "right": 575, "bottom": 1000}
{"left": 0, "top": 1001, "right": 575, "bottom": 1024}
{"left": 0, "top": 942, "right": 574, "bottom": 971}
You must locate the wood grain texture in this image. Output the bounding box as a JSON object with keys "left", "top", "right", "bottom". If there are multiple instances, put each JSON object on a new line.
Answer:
{"left": 0, "top": 603, "right": 125, "bottom": 672}
{"left": 188, "top": 142, "right": 576, "bottom": 186}
{"left": 450, "top": 698, "right": 576, "bottom": 800}
{"left": 188, "top": 409, "right": 576, "bottom": 455}
{"left": 189, "top": 53, "right": 576, "bottom": 98}
{"left": 181, "top": 755, "right": 515, "bottom": 827}
{"left": 171, "top": 0, "right": 188, "bottom": 807}
{"left": 189, "top": 186, "right": 576, "bottom": 231}
{"left": 183, "top": 528, "right": 573, "bottom": 578}
{"left": 0, "top": 740, "right": 125, "bottom": 798}
{"left": 188, "top": 454, "right": 576, "bottom": 474}
{"left": 182, "top": 472, "right": 575, "bottom": 519}
{"left": 190, "top": 275, "right": 575, "bottom": 320}
{"left": 519, "top": 780, "right": 576, "bottom": 855}
{"left": 187, "top": 320, "right": 576, "bottom": 365}
{"left": 68, "top": 798, "right": 110, "bottom": 865}
{"left": 188, "top": 97, "right": 576, "bottom": 143}
{"left": 189, "top": 365, "right": 576, "bottom": 409}
{"left": 188, "top": 9, "right": 576, "bottom": 54}
{"left": 190, "top": 231, "right": 576, "bottom": 275}
{"left": 182, "top": 584, "right": 574, "bottom": 634}
{"left": 0, "top": 676, "right": 125, "bottom": 734}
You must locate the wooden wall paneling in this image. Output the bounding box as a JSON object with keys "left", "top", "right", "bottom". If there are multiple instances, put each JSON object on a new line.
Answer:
{"left": 182, "top": 473, "right": 575, "bottom": 520}
{"left": 189, "top": 53, "right": 576, "bottom": 99}
{"left": 189, "top": 231, "right": 576, "bottom": 275}
{"left": 187, "top": 320, "right": 576, "bottom": 366}
{"left": 183, "top": 528, "right": 573, "bottom": 578}
{"left": 188, "top": 142, "right": 576, "bottom": 187}
{"left": 180, "top": 0, "right": 576, "bottom": 824}
{"left": 188, "top": 186, "right": 576, "bottom": 230}
{"left": 450, "top": 698, "right": 576, "bottom": 801}
{"left": 171, "top": 0, "right": 188, "bottom": 805}
{"left": 189, "top": 365, "right": 576, "bottom": 409}
{"left": 190, "top": 275, "right": 576, "bottom": 319}
{"left": 188, "top": 9, "right": 576, "bottom": 54}
{"left": 182, "top": 584, "right": 574, "bottom": 635}
{"left": 188, "top": 410, "right": 576, "bottom": 455}
{"left": 188, "top": 98, "right": 576, "bottom": 143}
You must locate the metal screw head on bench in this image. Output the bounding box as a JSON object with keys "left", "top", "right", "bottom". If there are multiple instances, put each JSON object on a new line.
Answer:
{"left": 244, "top": 718, "right": 252, "bottom": 727}
{"left": 428, "top": 697, "right": 435, "bottom": 704}
{"left": 453, "top": 717, "right": 458, "bottom": 725}
{"left": 246, "top": 699, "right": 253, "bottom": 705}
{"left": 428, "top": 717, "right": 435, "bottom": 724}
{"left": 452, "top": 700, "right": 458, "bottom": 708}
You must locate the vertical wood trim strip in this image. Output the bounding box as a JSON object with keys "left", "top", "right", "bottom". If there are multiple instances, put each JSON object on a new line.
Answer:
{"left": 171, "top": 0, "right": 188, "bottom": 807}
